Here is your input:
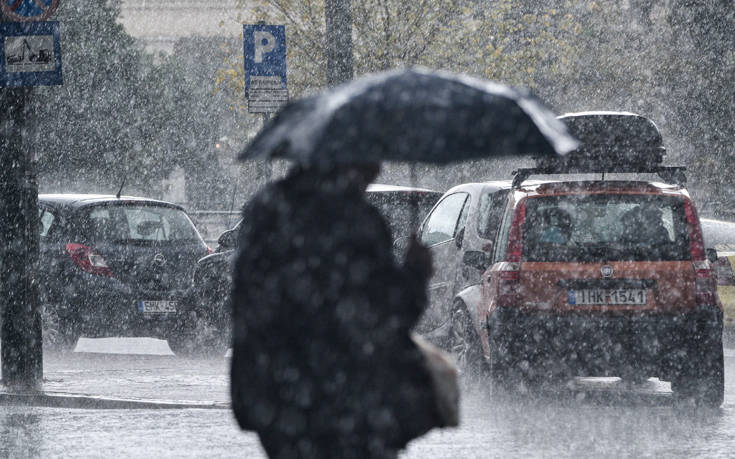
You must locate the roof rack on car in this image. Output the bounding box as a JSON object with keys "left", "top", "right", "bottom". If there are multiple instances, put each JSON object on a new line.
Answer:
{"left": 511, "top": 112, "right": 686, "bottom": 189}
{"left": 511, "top": 165, "right": 687, "bottom": 189}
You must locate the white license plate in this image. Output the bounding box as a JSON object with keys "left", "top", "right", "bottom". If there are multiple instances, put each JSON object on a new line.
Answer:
{"left": 137, "top": 300, "right": 177, "bottom": 313}
{"left": 569, "top": 289, "right": 647, "bottom": 305}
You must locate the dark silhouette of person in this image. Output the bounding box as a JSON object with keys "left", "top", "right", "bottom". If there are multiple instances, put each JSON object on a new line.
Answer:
{"left": 230, "top": 162, "right": 444, "bottom": 458}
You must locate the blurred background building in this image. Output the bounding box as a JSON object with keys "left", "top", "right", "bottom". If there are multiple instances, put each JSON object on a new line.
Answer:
{"left": 120, "top": 0, "right": 241, "bottom": 54}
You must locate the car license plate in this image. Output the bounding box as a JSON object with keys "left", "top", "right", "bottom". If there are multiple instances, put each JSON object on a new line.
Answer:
{"left": 568, "top": 289, "right": 647, "bottom": 305}
{"left": 137, "top": 300, "right": 177, "bottom": 313}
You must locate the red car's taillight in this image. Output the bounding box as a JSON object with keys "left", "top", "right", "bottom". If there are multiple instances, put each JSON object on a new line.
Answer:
{"left": 684, "top": 199, "right": 717, "bottom": 306}
{"left": 684, "top": 199, "right": 705, "bottom": 261}
{"left": 65, "top": 243, "right": 114, "bottom": 277}
{"left": 506, "top": 200, "right": 527, "bottom": 264}
{"left": 497, "top": 200, "right": 526, "bottom": 307}
{"left": 694, "top": 260, "right": 717, "bottom": 306}
{"left": 497, "top": 263, "right": 521, "bottom": 307}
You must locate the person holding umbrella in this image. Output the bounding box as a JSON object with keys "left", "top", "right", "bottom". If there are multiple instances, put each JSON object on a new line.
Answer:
{"left": 231, "top": 159, "right": 443, "bottom": 457}
{"left": 231, "top": 67, "right": 577, "bottom": 458}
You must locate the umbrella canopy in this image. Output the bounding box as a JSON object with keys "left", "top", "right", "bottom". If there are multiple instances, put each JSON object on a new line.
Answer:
{"left": 240, "top": 67, "right": 578, "bottom": 167}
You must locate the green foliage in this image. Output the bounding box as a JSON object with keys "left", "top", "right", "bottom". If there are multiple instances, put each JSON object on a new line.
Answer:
{"left": 222, "top": 0, "right": 581, "bottom": 99}
{"left": 26, "top": 2, "right": 254, "bottom": 208}
{"left": 662, "top": 1, "right": 735, "bottom": 202}
{"left": 147, "top": 37, "right": 256, "bottom": 208}
{"left": 218, "top": 0, "right": 583, "bottom": 191}
{"left": 552, "top": 1, "right": 735, "bottom": 206}
{"left": 29, "top": 0, "right": 155, "bottom": 192}
{"left": 431, "top": 0, "right": 580, "bottom": 87}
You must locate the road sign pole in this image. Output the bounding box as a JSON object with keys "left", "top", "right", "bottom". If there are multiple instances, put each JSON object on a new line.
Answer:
{"left": 0, "top": 1, "right": 62, "bottom": 391}
{"left": 0, "top": 6, "right": 46, "bottom": 391}
{"left": 261, "top": 112, "right": 272, "bottom": 182}
{"left": 325, "top": 0, "right": 353, "bottom": 87}
{"left": 0, "top": 82, "right": 43, "bottom": 391}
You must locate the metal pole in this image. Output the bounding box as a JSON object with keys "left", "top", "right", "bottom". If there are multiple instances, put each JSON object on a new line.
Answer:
{"left": 261, "top": 113, "right": 272, "bottom": 183}
{"left": 0, "top": 84, "right": 43, "bottom": 390}
{"left": 325, "top": 0, "right": 353, "bottom": 87}
{"left": 409, "top": 163, "right": 420, "bottom": 233}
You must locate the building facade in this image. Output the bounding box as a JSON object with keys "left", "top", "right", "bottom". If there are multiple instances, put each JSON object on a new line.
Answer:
{"left": 120, "top": 0, "right": 244, "bottom": 53}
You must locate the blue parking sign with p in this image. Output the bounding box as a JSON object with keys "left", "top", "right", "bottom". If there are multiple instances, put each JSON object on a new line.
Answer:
{"left": 243, "top": 24, "right": 287, "bottom": 113}
{"left": 243, "top": 24, "right": 286, "bottom": 91}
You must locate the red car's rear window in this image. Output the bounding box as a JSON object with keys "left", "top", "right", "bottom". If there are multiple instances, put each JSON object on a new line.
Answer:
{"left": 522, "top": 193, "right": 691, "bottom": 262}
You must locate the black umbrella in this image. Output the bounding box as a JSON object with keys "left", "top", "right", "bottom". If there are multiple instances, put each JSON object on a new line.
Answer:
{"left": 240, "top": 67, "right": 578, "bottom": 230}
{"left": 240, "top": 67, "right": 578, "bottom": 167}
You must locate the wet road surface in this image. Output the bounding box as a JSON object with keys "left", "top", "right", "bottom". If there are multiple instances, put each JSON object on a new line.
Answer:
{"left": 2, "top": 339, "right": 735, "bottom": 458}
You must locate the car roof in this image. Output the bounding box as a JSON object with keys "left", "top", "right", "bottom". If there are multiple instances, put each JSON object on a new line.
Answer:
{"left": 435, "top": 177, "right": 689, "bottom": 204}
{"left": 518, "top": 180, "right": 688, "bottom": 197}
{"left": 366, "top": 183, "right": 442, "bottom": 194}
{"left": 39, "top": 193, "right": 185, "bottom": 211}
{"left": 701, "top": 218, "right": 735, "bottom": 253}
{"left": 442, "top": 179, "right": 542, "bottom": 195}
{"left": 442, "top": 180, "right": 511, "bottom": 195}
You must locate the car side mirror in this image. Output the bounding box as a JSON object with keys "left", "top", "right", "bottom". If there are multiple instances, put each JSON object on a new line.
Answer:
{"left": 706, "top": 247, "right": 718, "bottom": 264}
{"left": 393, "top": 236, "right": 410, "bottom": 250}
{"left": 462, "top": 250, "right": 488, "bottom": 271}
{"left": 393, "top": 236, "right": 411, "bottom": 259}
{"left": 217, "top": 229, "right": 238, "bottom": 250}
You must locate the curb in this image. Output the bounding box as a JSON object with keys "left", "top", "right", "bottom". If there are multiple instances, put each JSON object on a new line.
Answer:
{"left": 0, "top": 391, "right": 230, "bottom": 410}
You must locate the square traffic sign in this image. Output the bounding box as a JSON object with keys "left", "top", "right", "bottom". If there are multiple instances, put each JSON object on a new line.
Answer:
{"left": 243, "top": 24, "right": 287, "bottom": 113}
{"left": 0, "top": 21, "right": 62, "bottom": 87}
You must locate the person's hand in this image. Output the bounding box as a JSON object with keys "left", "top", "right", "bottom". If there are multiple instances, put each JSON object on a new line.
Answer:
{"left": 404, "top": 234, "right": 434, "bottom": 279}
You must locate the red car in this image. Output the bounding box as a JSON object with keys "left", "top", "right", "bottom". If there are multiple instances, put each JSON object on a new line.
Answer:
{"left": 472, "top": 113, "right": 724, "bottom": 407}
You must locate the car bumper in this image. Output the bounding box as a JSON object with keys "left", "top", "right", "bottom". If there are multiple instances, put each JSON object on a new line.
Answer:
{"left": 60, "top": 274, "right": 189, "bottom": 338}
{"left": 486, "top": 305, "right": 722, "bottom": 379}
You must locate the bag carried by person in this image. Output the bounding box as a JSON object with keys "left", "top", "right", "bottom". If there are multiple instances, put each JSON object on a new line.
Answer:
{"left": 411, "top": 333, "right": 460, "bottom": 427}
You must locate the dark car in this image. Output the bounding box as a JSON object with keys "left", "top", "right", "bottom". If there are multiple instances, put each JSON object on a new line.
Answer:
{"left": 364, "top": 184, "right": 444, "bottom": 242}
{"left": 37, "top": 194, "right": 211, "bottom": 350}
{"left": 176, "top": 184, "right": 443, "bottom": 355}
{"left": 172, "top": 220, "right": 241, "bottom": 355}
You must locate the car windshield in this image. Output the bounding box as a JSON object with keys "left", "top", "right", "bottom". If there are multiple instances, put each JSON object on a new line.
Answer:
{"left": 523, "top": 194, "right": 691, "bottom": 262}
{"left": 366, "top": 192, "right": 439, "bottom": 240}
{"left": 83, "top": 204, "right": 200, "bottom": 243}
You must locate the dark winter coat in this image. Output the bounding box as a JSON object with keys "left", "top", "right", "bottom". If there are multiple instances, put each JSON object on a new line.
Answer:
{"left": 230, "top": 168, "right": 438, "bottom": 457}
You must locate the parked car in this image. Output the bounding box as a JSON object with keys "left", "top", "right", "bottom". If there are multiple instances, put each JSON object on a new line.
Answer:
{"left": 470, "top": 112, "right": 724, "bottom": 407}
{"left": 414, "top": 180, "right": 512, "bottom": 353}
{"left": 700, "top": 217, "right": 735, "bottom": 338}
{"left": 37, "top": 194, "right": 210, "bottom": 351}
{"left": 365, "top": 184, "right": 444, "bottom": 242}
{"left": 173, "top": 220, "right": 241, "bottom": 356}
{"left": 176, "top": 184, "right": 443, "bottom": 355}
